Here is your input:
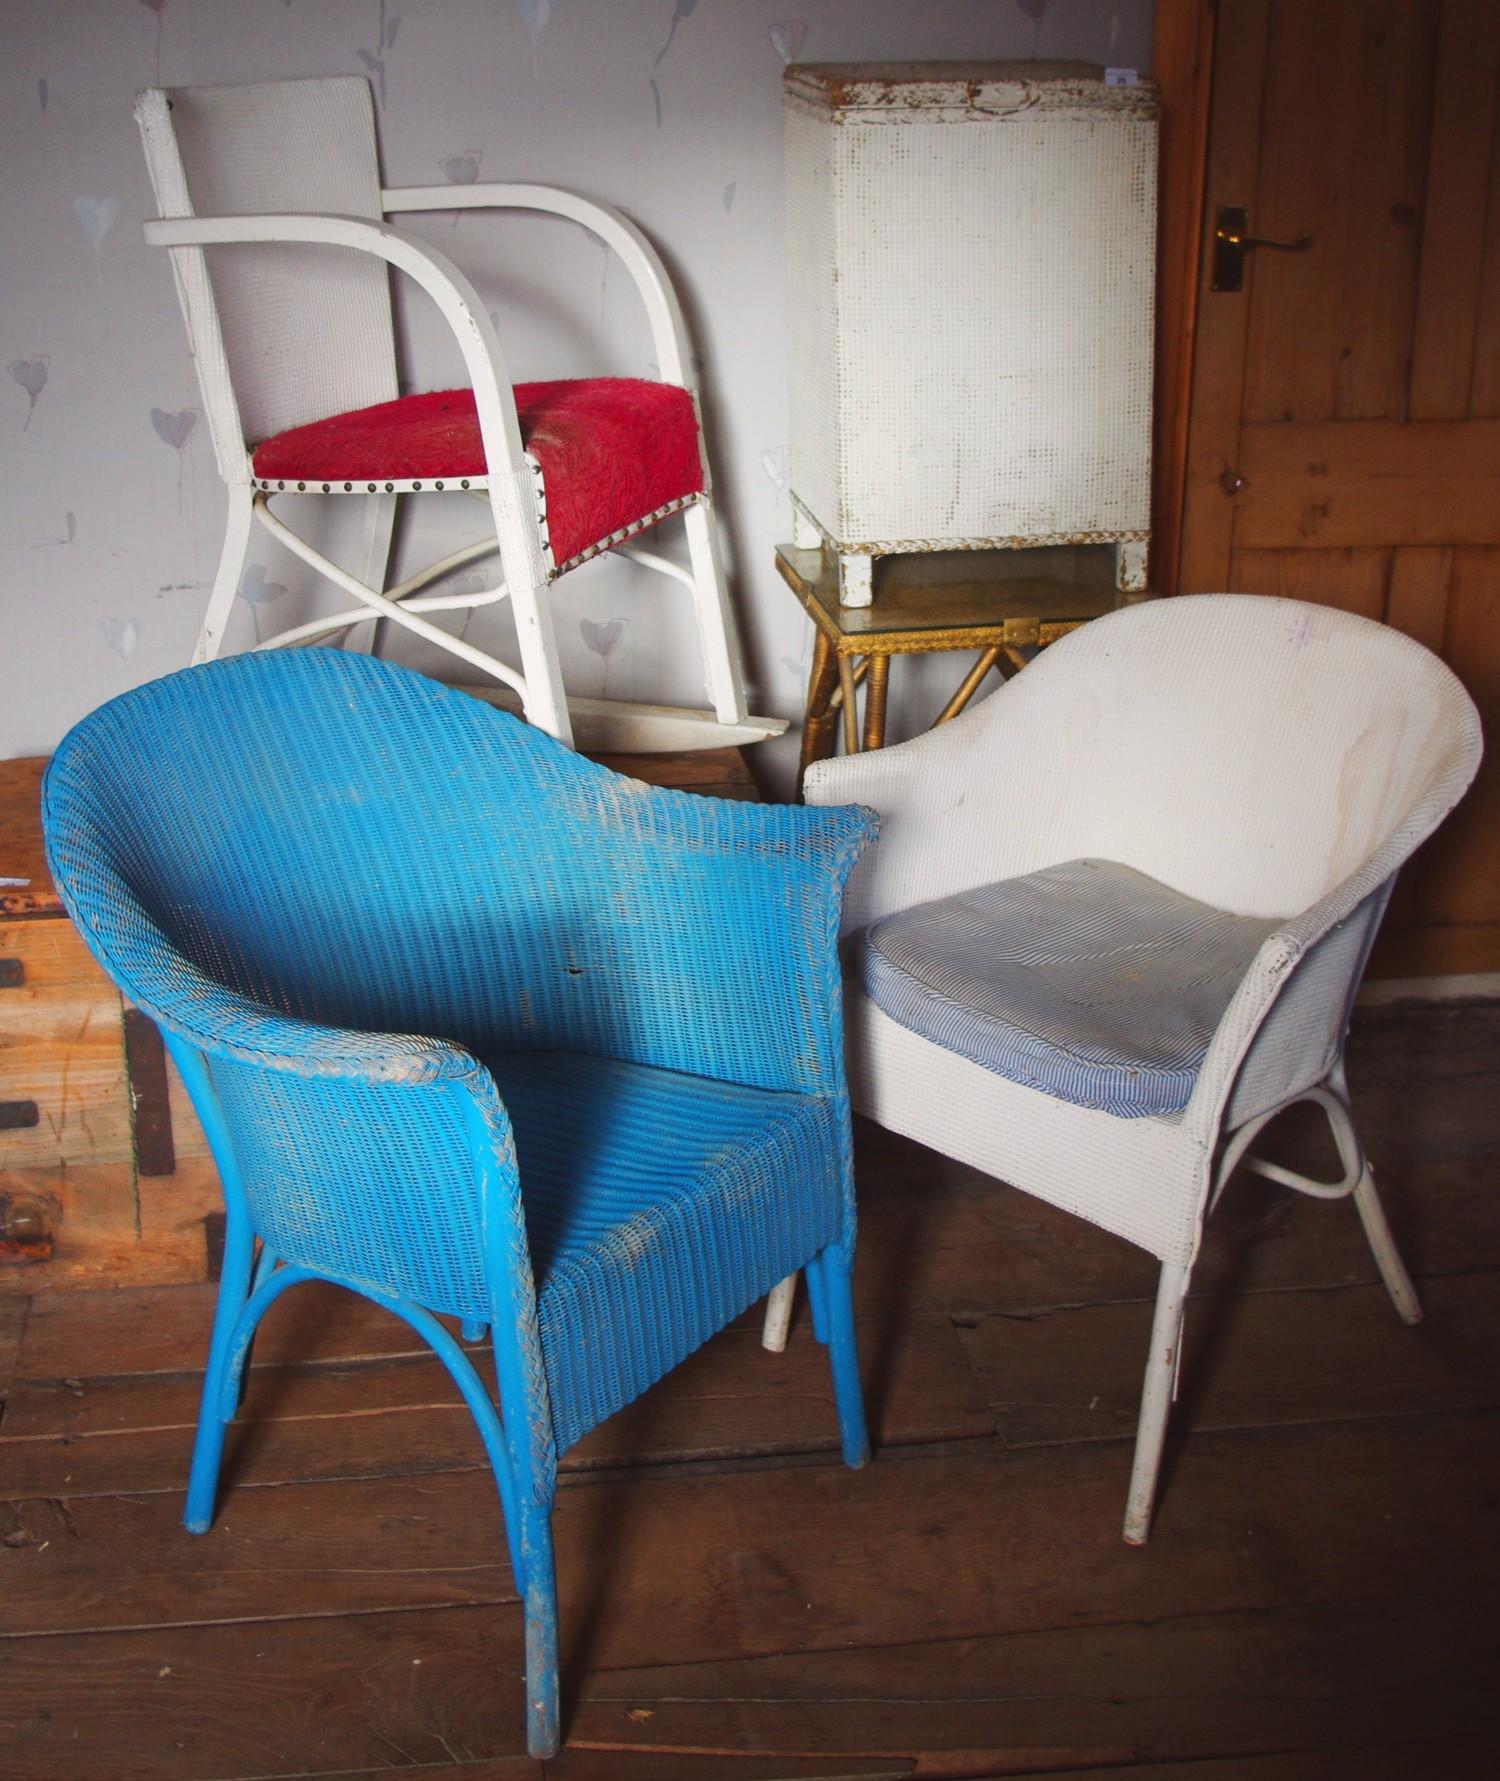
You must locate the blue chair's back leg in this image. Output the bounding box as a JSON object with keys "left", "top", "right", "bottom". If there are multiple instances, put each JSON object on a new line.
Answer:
{"left": 230, "top": 1242, "right": 281, "bottom": 1412}
{"left": 803, "top": 1250, "right": 830, "bottom": 1344}
{"left": 184, "top": 1197, "right": 256, "bottom": 1534}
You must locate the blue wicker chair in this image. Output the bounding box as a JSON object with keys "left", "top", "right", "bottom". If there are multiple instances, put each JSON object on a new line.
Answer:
{"left": 41, "top": 649, "right": 875, "bottom": 1758}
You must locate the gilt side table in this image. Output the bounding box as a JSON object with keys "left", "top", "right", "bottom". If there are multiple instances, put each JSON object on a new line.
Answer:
{"left": 779, "top": 542, "right": 1153, "bottom": 787}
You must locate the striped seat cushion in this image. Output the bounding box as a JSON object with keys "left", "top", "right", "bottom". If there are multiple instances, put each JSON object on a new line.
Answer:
{"left": 861, "top": 859, "right": 1280, "bottom": 1118}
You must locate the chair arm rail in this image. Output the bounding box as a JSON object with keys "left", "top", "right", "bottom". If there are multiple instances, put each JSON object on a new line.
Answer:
{"left": 380, "top": 182, "right": 693, "bottom": 387}
{"left": 143, "top": 212, "right": 529, "bottom": 470}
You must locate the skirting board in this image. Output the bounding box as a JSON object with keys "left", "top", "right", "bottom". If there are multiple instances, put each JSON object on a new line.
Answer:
{"left": 1358, "top": 972, "right": 1500, "bottom": 1007}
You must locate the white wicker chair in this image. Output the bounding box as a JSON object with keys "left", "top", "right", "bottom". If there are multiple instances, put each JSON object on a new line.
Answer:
{"left": 778, "top": 594, "right": 1482, "bottom": 1543}
{"left": 136, "top": 77, "right": 781, "bottom": 752}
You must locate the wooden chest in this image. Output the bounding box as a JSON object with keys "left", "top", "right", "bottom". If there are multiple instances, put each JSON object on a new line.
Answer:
{"left": 1, "top": 759, "right": 221, "bottom": 1293}
{"left": 1, "top": 747, "right": 757, "bottom": 1295}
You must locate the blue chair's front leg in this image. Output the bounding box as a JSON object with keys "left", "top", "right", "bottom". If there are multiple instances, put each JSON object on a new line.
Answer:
{"left": 184, "top": 1202, "right": 256, "bottom": 1533}
{"left": 517, "top": 1489, "right": 560, "bottom": 1758}
{"left": 814, "top": 1243, "right": 870, "bottom": 1469}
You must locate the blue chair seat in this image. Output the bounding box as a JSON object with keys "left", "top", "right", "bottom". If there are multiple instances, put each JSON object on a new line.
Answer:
{"left": 860, "top": 858, "right": 1279, "bottom": 1118}
{"left": 487, "top": 1050, "right": 842, "bottom": 1455}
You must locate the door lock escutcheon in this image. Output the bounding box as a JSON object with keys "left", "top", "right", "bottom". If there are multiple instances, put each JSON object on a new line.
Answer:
{"left": 1212, "top": 206, "right": 1313, "bottom": 291}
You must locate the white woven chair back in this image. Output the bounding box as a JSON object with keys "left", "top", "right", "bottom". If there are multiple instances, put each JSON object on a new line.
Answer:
{"left": 136, "top": 78, "right": 399, "bottom": 477}
{"left": 959, "top": 596, "right": 1478, "bottom": 921}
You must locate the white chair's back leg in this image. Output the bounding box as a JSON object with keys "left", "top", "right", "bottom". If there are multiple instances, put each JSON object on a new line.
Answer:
{"left": 682, "top": 500, "right": 748, "bottom": 725}
{"left": 1352, "top": 1161, "right": 1424, "bottom": 1326}
{"left": 344, "top": 491, "right": 400, "bottom": 657}
{"left": 761, "top": 1272, "right": 798, "bottom": 1352}
{"left": 1123, "top": 1260, "right": 1192, "bottom": 1546}
{"left": 1324, "top": 1063, "right": 1424, "bottom": 1326}
{"left": 194, "top": 484, "right": 256, "bottom": 665}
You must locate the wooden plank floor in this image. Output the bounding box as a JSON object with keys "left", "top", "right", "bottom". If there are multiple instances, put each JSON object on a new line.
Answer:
{"left": 2, "top": 1000, "right": 1498, "bottom": 1780}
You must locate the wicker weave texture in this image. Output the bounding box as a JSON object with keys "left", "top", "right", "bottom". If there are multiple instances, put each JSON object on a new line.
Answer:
{"left": 807, "top": 595, "right": 1482, "bottom": 1266}
{"left": 785, "top": 66, "right": 1157, "bottom": 552}
{"left": 491, "top": 1051, "right": 844, "bottom": 1454}
{"left": 42, "top": 649, "right": 875, "bottom": 1458}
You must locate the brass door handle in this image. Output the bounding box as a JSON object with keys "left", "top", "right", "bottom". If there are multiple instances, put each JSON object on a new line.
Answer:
{"left": 1212, "top": 205, "right": 1312, "bottom": 291}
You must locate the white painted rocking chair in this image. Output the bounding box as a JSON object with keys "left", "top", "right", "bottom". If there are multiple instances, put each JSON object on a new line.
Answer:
{"left": 136, "top": 77, "right": 782, "bottom": 752}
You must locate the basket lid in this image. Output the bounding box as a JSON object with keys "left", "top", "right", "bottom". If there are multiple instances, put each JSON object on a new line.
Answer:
{"left": 783, "top": 61, "right": 1158, "bottom": 120}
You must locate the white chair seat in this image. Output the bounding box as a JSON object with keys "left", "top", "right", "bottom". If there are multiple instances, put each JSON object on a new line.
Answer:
{"left": 791, "top": 593, "right": 1483, "bottom": 1544}
{"left": 861, "top": 858, "right": 1279, "bottom": 1118}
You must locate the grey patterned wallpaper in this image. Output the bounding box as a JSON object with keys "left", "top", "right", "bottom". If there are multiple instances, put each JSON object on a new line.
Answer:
{"left": 1, "top": 0, "right": 1152, "bottom": 790}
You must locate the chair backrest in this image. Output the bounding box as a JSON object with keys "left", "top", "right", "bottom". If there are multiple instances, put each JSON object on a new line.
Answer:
{"left": 1038, "top": 596, "right": 1482, "bottom": 919}
{"left": 819, "top": 594, "right": 1480, "bottom": 1129}
{"left": 43, "top": 648, "right": 861, "bottom": 1101}
{"left": 136, "top": 78, "right": 399, "bottom": 476}
{"left": 846, "top": 595, "right": 1481, "bottom": 927}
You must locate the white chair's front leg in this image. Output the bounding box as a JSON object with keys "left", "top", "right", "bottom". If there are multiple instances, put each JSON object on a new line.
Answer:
{"left": 1123, "top": 1260, "right": 1192, "bottom": 1546}
{"left": 506, "top": 572, "right": 572, "bottom": 745}
{"left": 195, "top": 483, "right": 255, "bottom": 664}
{"left": 682, "top": 499, "right": 748, "bottom": 724}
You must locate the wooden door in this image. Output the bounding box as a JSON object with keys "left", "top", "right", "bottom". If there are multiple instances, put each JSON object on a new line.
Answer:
{"left": 1175, "top": 0, "right": 1500, "bottom": 978}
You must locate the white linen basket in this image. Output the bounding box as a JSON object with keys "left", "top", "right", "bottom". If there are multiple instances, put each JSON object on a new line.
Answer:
{"left": 784, "top": 62, "right": 1158, "bottom": 606}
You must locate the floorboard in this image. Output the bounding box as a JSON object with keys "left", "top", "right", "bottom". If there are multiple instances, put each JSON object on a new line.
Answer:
{"left": 1, "top": 999, "right": 1497, "bottom": 1778}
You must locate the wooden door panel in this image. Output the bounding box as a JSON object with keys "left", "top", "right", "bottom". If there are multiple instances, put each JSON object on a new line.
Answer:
{"left": 1242, "top": 1, "right": 1436, "bottom": 425}
{"left": 1178, "top": 0, "right": 1500, "bottom": 976}
{"left": 1411, "top": 547, "right": 1500, "bottom": 935}
{"left": 1409, "top": 0, "right": 1500, "bottom": 420}
{"left": 1227, "top": 546, "right": 1388, "bottom": 620}
{"left": 1233, "top": 419, "right": 1500, "bottom": 549}
{"left": 1177, "top": 0, "right": 1270, "bottom": 593}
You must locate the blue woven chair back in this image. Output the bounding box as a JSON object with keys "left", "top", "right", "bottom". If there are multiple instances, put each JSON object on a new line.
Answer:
{"left": 45, "top": 649, "right": 859, "bottom": 1093}
{"left": 42, "top": 650, "right": 872, "bottom": 1322}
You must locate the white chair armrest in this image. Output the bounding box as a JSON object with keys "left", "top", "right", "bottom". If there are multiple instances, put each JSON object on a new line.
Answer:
{"left": 802, "top": 675, "right": 1091, "bottom": 933}
{"left": 143, "top": 212, "right": 528, "bottom": 469}
{"left": 382, "top": 183, "right": 694, "bottom": 387}
{"left": 1185, "top": 866, "right": 1393, "bottom": 1143}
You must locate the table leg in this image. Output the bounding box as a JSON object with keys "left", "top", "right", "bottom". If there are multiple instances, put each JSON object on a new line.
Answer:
{"left": 799, "top": 630, "right": 841, "bottom": 780}
{"left": 934, "top": 645, "right": 1005, "bottom": 727}
{"left": 862, "top": 654, "right": 890, "bottom": 750}
{"left": 837, "top": 653, "right": 860, "bottom": 756}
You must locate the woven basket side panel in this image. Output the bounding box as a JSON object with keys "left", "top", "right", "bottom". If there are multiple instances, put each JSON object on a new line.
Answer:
{"left": 208, "top": 1058, "right": 493, "bottom": 1319}
{"left": 785, "top": 90, "right": 843, "bottom": 538}
{"left": 834, "top": 113, "right": 1155, "bottom": 545}
{"left": 785, "top": 84, "right": 1156, "bottom": 550}
{"left": 166, "top": 78, "right": 399, "bottom": 443}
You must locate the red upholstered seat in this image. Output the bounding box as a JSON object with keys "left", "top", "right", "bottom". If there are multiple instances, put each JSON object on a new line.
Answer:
{"left": 251, "top": 378, "right": 705, "bottom": 574}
